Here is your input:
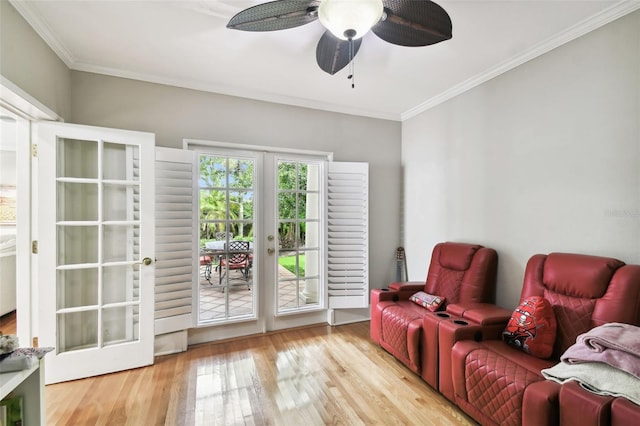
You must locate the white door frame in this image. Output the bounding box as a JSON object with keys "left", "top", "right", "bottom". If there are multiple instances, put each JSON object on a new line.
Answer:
{"left": 185, "top": 139, "right": 333, "bottom": 345}
{"left": 1, "top": 76, "right": 60, "bottom": 348}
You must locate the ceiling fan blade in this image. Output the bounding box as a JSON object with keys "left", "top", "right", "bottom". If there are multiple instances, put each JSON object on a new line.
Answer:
{"left": 227, "top": 0, "right": 321, "bottom": 32}
{"left": 372, "top": 0, "right": 452, "bottom": 47}
{"left": 316, "top": 30, "right": 362, "bottom": 75}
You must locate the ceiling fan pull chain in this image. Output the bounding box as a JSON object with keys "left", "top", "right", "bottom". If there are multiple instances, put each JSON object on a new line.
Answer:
{"left": 347, "top": 37, "right": 355, "bottom": 89}
{"left": 351, "top": 61, "right": 355, "bottom": 89}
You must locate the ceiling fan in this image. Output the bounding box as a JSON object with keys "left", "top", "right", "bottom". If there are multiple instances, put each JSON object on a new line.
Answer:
{"left": 227, "top": 0, "right": 453, "bottom": 78}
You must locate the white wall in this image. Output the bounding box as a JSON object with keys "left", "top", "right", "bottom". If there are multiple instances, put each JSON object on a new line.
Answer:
{"left": 0, "top": 1, "right": 71, "bottom": 119}
{"left": 70, "top": 71, "right": 403, "bottom": 290}
{"left": 402, "top": 10, "right": 640, "bottom": 309}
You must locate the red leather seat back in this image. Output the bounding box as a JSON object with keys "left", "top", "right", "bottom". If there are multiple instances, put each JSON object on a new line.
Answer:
{"left": 425, "top": 242, "right": 498, "bottom": 306}
{"left": 519, "top": 252, "right": 640, "bottom": 357}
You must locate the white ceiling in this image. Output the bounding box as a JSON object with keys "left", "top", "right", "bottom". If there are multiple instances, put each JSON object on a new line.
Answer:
{"left": 11, "top": 1, "right": 640, "bottom": 121}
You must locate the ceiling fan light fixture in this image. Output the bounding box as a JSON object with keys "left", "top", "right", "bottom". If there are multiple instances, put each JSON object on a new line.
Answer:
{"left": 318, "top": 0, "right": 383, "bottom": 40}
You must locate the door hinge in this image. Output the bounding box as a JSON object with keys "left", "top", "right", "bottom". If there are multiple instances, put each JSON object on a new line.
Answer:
{"left": 32, "top": 144, "right": 38, "bottom": 158}
{"left": 33, "top": 337, "right": 39, "bottom": 348}
{"left": 32, "top": 240, "right": 38, "bottom": 254}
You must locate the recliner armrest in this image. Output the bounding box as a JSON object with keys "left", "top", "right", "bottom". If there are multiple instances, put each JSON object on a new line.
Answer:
{"left": 558, "top": 381, "right": 612, "bottom": 426}
{"left": 370, "top": 288, "right": 400, "bottom": 305}
{"left": 388, "top": 281, "right": 425, "bottom": 300}
{"left": 389, "top": 281, "right": 425, "bottom": 289}
{"left": 523, "top": 380, "right": 561, "bottom": 426}
{"left": 370, "top": 288, "right": 402, "bottom": 344}
{"left": 446, "top": 302, "right": 512, "bottom": 325}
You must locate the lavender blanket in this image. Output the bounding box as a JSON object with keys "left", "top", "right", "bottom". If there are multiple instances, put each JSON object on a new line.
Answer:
{"left": 561, "top": 322, "right": 640, "bottom": 379}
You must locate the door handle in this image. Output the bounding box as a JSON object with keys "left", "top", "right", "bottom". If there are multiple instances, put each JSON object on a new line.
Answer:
{"left": 267, "top": 248, "right": 275, "bottom": 256}
{"left": 141, "top": 257, "right": 153, "bottom": 266}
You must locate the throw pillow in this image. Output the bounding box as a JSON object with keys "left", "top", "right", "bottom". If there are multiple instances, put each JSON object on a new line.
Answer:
{"left": 502, "top": 296, "right": 557, "bottom": 359}
{"left": 409, "top": 291, "right": 445, "bottom": 312}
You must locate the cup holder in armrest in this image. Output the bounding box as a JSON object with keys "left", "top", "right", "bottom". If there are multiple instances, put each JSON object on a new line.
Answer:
{"left": 380, "top": 288, "right": 390, "bottom": 291}
{"left": 453, "top": 320, "right": 469, "bottom": 326}
{"left": 436, "top": 312, "right": 451, "bottom": 318}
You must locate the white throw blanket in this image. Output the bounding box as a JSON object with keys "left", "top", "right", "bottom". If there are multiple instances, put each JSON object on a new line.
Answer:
{"left": 541, "top": 361, "right": 640, "bottom": 405}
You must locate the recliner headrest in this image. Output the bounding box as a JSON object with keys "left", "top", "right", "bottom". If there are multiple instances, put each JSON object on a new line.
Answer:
{"left": 542, "top": 253, "right": 625, "bottom": 299}
{"left": 438, "top": 243, "right": 482, "bottom": 271}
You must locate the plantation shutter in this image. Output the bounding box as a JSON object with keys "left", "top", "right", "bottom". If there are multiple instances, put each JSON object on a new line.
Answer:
{"left": 327, "top": 162, "right": 369, "bottom": 308}
{"left": 154, "top": 147, "right": 195, "bottom": 334}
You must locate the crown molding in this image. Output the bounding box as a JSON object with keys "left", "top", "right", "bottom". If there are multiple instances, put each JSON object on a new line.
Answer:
{"left": 400, "top": 0, "right": 640, "bottom": 121}
{"left": 8, "top": 0, "right": 399, "bottom": 121}
{"left": 11, "top": 0, "right": 638, "bottom": 123}
{"left": 9, "top": 0, "right": 76, "bottom": 68}
{"left": 71, "top": 61, "right": 401, "bottom": 121}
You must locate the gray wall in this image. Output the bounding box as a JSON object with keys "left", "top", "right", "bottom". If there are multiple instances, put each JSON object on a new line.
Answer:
{"left": 402, "top": 10, "right": 640, "bottom": 309}
{"left": 1, "top": 0, "right": 402, "bottom": 305}
{"left": 0, "top": 1, "right": 71, "bottom": 119}
{"left": 70, "top": 71, "right": 403, "bottom": 290}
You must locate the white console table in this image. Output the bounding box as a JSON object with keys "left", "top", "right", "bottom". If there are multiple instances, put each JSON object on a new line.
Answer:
{"left": 0, "top": 359, "right": 45, "bottom": 425}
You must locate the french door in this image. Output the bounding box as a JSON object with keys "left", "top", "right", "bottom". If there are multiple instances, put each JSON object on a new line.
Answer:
{"left": 36, "top": 122, "right": 155, "bottom": 384}
{"left": 194, "top": 147, "right": 329, "bottom": 330}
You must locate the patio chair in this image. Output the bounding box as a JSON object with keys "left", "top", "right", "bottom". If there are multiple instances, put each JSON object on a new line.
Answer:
{"left": 214, "top": 231, "right": 233, "bottom": 241}
{"left": 218, "top": 240, "right": 252, "bottom": 290}
{"left": 200, "top": 250, "right": 213, "bottom": 283}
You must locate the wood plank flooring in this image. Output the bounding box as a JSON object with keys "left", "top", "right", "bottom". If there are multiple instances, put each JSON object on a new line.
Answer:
{"left": 0, "top": 310, "right": 17, "bottom": 336}
{"left": 45, "top": 322, "right": 475, "bottom": 425}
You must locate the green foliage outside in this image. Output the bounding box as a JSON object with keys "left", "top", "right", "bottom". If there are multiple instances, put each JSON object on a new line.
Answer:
{"left": 278, "top": 254, "right": 305, "bottom": 276}
{"left": 199, "top": 156, "right": 254, "bottom": 241}
{"left": 277, "top": 162, "right": 308, "bottom": 249}
{"left": 199, "top": 158, "right": 316, "bottom": 274}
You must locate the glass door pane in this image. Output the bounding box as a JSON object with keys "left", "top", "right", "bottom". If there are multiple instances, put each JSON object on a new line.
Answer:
{"left": 55, "top": 137, "right": 142, "bottom": 352}
{"left": 198, "top": 155, "right": 256, "bottom": 323}
{"left": 276, "top": 161, "right": 322, "bottom": 314}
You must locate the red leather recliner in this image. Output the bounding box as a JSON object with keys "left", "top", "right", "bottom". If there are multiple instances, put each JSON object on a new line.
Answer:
{"left": 370, "top": 242, "right": 498, "bottom": 376}
{"left": 448, "top": 252, "right": 640, "bottom": 426}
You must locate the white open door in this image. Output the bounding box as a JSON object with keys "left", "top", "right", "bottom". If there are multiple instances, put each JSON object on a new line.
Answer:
{"left": 35, "top": 122, "right": 155, "bottom": 384}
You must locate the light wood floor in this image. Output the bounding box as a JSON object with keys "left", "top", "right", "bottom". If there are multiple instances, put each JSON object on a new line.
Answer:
{"left": 0, "top": 310, "right": 17, "bottom": 336}
{"left": 45, "top": 321, "right": 475, "bottom": 425}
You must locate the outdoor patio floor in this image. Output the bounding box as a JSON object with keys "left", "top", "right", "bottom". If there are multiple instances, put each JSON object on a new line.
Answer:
{"left": 199, "top": 264, "right": 310, "bottom": 321}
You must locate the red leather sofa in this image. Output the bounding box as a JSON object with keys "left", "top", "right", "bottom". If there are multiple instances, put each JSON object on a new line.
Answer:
{"left": 446, "top": 252, "right": 640, "bottom": 426}
{"left": 370, "top": 242, "right": 498, "bottom": 378}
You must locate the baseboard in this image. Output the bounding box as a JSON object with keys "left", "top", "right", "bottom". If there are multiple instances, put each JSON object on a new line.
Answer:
{"left": 329, "top": 307, "right": 371, "bottom": 326}
{"left": 154, "top": 330, "right": 188, "bottom": 356}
